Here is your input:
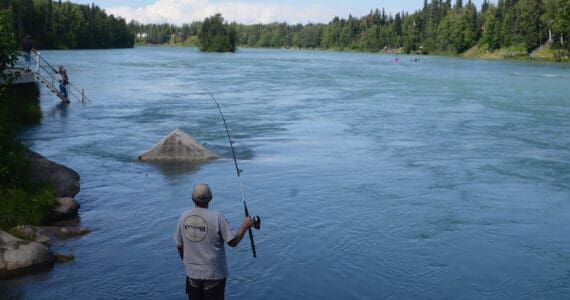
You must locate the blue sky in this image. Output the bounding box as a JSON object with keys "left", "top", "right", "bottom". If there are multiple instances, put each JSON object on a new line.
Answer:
{"left": 82, "top": 0, "right": 491, "bottom": 25}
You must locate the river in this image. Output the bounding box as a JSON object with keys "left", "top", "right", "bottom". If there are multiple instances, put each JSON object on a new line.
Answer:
{"left": 1, "top": 47, "right": 569, "bottom": 299}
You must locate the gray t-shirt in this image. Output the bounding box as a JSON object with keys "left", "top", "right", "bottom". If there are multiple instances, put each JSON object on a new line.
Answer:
{"left": 174, "top": 207, "right": 236, "bottom": 279}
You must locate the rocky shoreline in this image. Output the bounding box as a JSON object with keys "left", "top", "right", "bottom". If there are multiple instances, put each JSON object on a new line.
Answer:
{"left": 0, "top": 150, "right": 89, "bottom": 280}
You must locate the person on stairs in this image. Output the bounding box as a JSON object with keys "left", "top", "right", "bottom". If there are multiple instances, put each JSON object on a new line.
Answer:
{"left": 55, "top": 65, "right": 69, "bottom": 100}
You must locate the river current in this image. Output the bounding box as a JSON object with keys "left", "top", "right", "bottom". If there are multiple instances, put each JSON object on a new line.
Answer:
{"left": 2, "top": 47, "right": 569, "bottom": 299}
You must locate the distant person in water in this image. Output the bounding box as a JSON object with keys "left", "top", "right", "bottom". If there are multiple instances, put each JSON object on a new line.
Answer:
{"left": 21, "top": 35, "right": 33, "bottom": 71}
{"left": 175, "top": 183, "right": 253, "bottom": 300}
{"left": 56, "top": 65, "right": 69, "bottom": 99}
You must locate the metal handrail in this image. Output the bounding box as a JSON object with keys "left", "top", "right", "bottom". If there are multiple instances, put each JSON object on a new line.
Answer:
{"left": 30, "top": 50, "right": 92, "bottom": 104}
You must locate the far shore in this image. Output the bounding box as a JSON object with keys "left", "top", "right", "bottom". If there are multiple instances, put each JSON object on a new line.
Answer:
{"left": 133, "top": 42, "right": 570, "bottom": 63}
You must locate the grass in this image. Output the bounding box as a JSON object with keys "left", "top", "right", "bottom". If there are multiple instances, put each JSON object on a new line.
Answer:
{"left": 537, "top": 47, "right": 570, "bottom": 62}
{"left": 464, "top": 43, "right": 570, "bottom": 62}
{"left": 0, "top": 185, "right": 57, "bottom": 231}
{"left": 463, "top": 43, "right": 528, "bottom": 60}
{"left": 1, "top": 83, "right": 42, "bottom": 125}
{"left": 0, "top": 83, "right": 57, "bottom": 231}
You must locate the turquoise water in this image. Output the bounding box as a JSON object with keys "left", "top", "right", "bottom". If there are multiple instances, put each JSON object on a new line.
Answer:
{"left": 2, "top": 47, "right": 569, "bottom": 299}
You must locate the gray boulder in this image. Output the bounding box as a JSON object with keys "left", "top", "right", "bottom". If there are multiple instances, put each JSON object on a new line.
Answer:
{"left": 10, "top": 225, "right": 50, "bottom": 245}
{"left": 0, "top": 231, "right": 55, "bottom": 279}
{"left": 51, "top": 197, "right": 80, "bottom": 221}
{"left": 26, "top": 150, "right": 80, "bottom": 198}
{"left": 11, "top": 225, "right": 90, "bottom": 246}
{"left": 42, "top": 226, "right": 90, "bottom": 240}
{"left": 138, "top": 128, "right": 219, "bottom": 162}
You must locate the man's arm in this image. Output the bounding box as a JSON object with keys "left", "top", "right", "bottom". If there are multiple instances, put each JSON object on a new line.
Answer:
{"left": 177, "top": 245, "right": 184, "bottom": 260}
{"left": 175, "top": 218, "right": 184, "bottom": 260}
{"left": 227, "top": 216, "right": 253, "bottom": 248}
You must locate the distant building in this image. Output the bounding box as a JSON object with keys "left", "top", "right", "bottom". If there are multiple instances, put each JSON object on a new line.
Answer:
{"left": 136, "top": 32, "right": 148, "bottom": 40}
{"left": 171, "top": 33, "right": 181, "bottom": 43}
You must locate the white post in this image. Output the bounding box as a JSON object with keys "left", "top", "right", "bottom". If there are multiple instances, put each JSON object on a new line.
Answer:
{"left": 52, "top": 63, "right": 55, "bottom": 87}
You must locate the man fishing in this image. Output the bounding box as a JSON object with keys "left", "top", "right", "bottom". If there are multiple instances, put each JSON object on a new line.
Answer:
{"left": 21, "top": 35, "right": 33, "bottom": 71}
{"left": 175, "top": 183, "right": 253, "bottom": 300}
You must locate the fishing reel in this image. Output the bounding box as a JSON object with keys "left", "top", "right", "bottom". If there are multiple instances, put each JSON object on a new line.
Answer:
{"left": 252, "top": 215, "right": 261, "bottom": 230}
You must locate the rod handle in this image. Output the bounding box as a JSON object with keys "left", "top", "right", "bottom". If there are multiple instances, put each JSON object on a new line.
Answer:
{"left": 244, "top": 205, "right": 257, "bottom": 257}
{"left": 248, "top": 227, "right": 257, "bottom": 258}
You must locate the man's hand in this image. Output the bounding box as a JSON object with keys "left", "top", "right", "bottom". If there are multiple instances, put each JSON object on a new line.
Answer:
{"left": 241, "top": 216, "right": 254, "bottom": 229}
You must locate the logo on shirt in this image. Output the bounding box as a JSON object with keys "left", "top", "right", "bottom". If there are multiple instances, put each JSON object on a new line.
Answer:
{"left": 183, "top": 215, "right": 208, "bottom": 242}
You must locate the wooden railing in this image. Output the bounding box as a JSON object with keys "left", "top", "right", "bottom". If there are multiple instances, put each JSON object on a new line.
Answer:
{"left": 30, "top": 51, "right": 91, "bottom": 104}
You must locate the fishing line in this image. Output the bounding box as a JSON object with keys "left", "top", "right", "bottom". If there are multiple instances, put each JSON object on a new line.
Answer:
{"left": 204, "top": 89, "right": 260, "bottom": 258}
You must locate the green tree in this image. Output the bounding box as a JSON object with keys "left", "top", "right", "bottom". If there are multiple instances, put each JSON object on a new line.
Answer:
{"left": 544, "top": 0, "right": 570, "bottom": 49}
{"left": 337, "top": 15, "right": 360, "bottom": 49}
{"left": 321, "top": 17, "right": 341, "bottom": 49}
{"left": 481, "top": 4, "right": 501, "bottom": 49}
{"left": 198, "top": 14, "right": 236, "bottom": 52}
{"left": 403, "top": 15, "right": 422, "bottom": 52}
{"left": 81, "top": 0, "right": 568, "bottom": 57}
{"left": 0, "top": 10, "right": 27, "bottom": 188}
{"left": 516, "top": 0, "right": 544, "bottom": 51}
{"left": 462, "top": 0, "right": 480, "bottom": 50}
{"left": 3, "top": 0, "right": 133, "bottom": 49}
{"left": 296, "top": 24, "right": 323, "bottom": 48}
{"left": 360, "top": 24, "right": 382, "bottom": 51}
{"left": 454, "top": 0, "right": 464, "bottom": 9}
{"left": 0, "top": 10, "right": 18, "bottom": 76}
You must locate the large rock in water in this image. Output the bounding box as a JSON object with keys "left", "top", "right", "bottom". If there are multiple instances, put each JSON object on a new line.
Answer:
{"left": 26, "top": 150, "right": 80, "bottom": 198}
{"left": 0, "top": 231, "right": 55, "bottom": 279}
{"left": 138, "top": 128, "right": 219, "bottom": 162}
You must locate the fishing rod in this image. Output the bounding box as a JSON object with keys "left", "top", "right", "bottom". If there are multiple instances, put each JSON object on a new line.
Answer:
{"left": 205, "top": 90, "right": 261, "bottom": 258}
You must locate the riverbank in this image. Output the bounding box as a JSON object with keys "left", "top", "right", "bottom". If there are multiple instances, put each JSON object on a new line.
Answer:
{"left": 0, "top": 84, "right": 89, "bottom": 279}
{"left": 134, "top": 40, "right": 570, "bottom": 62}
{"left": 462, "top": 43, "right": 570, "bottom": 62}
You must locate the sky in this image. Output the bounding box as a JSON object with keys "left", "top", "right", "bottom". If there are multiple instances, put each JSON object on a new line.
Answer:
{"left": 82, "top": 0, "right": 491, "bottom": 25}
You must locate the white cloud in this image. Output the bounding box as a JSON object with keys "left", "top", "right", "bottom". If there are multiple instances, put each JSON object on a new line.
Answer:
{"left": 105, "top": 0, "right": 343, "bottom": 25}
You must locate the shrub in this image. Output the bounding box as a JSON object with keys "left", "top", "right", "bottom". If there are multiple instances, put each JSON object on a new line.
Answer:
{"left": 0, "top": 185, "right": 57, "bottom": 230}
{"left": 0, "top": 81, "right": 55, "bottom": 232}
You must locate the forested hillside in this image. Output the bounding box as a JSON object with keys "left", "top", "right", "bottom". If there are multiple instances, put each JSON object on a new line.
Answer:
{"left": 130, "top": 0, "right": 570, "bottom": 60}
{"left": 1, "top": 0, "right": 134, "bottom": 49}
